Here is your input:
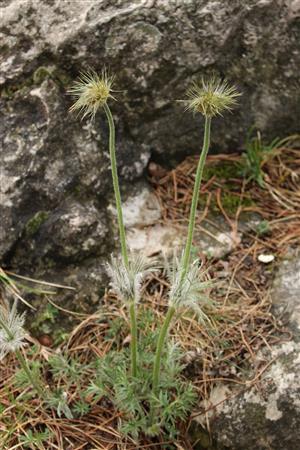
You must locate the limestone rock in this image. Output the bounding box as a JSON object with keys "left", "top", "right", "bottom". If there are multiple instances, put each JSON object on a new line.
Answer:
{"left": 11, "top": 199, "right": 110, "bottom": 265}
{"left": 193, "top": 253, "right": 300, "bottom": 450}
{"left": 0, "top": 78, "right": 147, "bottom": 302}
{"left": 117, "top": 182, "right": 162, "bottom": 229}
{"left": 0, "top": 78, "right": 111, "bottom": 260}
{"left": 271, "top": 251, "right": 300, "bottom": 328}
{"left": 120, "top": 185, "right": 261, "bottom": 259}
{"left": 127, "top": 223, "right": 184, "bottom": 258}
{"left": 1, "top": 0, "right": 299, "bottom": 164}
{"left": 209, "top": 340, "right": 300, "bottom": 450}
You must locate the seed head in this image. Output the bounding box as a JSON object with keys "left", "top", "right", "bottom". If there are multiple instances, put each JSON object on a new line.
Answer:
{"left": 166, "top": 256, "right": 214, "bottom": 323}
{"left": 68, "top": 69, "right": 115, "bottom": 119}
{"left": 186, "top": 76, "right": 240, "bottom": 117}
{"left": 0, "top": 301, "right": 26, "bottom": 360}
{"left": 106, "top": 254, "right": 157, "bottom": 304}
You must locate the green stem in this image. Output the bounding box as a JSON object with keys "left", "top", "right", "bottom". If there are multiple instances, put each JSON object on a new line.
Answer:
{"left": 103, "top": 103, "right": 138, "bottom": 378}
{"left": 152, "top": 306, "right": 176, "bottom": 396}
{"left": 129, "top": 301, "right": 138, "bottom": 377}
{"left": 15, "top": 349, "right": 45, "bottom": 399}
{"left": 150, "top": 116, "right": 211, "bottom": 417}
{"left": 103, "top": 103, "right": 129, "bottom": 268}
{"left": 181, "top": 116, "right": 211, "bottom": 279}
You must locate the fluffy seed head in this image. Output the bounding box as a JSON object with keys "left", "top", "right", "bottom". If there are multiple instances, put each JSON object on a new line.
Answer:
{"left": 186, "top": 76, "right": 240, "bottom": 117}
{"left": 106, "top": 254, "right": 157, "bottom": 304}
{"left": 0, "top": 301, "right": 26, "bottom": 360}
{"left": 68, "top": 69, "right": 115, "bottom": 119}
{"left": 166, "top": 255, "right": 214, "bottom": 323}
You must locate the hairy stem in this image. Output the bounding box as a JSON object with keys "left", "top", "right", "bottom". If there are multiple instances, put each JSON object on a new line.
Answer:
{"left": 103, "top": 103, "right": 138, "bottom": 377}
{"left": 152, "top": 306, "right": 176, "bottom": 396}
{"left": 151, "top": 117, "right": 211, "bottom": 417}
{"left": 103, "top": 103, "right": 129, "bottom": 267}
{"left": 150, "top": 306, "right": 176, "bottom": 425}
{"left": 181, "top": 116, "right": 211, "bottom": 279}
{"left": 129, "top": 301, "right": 138, "bottom": 377}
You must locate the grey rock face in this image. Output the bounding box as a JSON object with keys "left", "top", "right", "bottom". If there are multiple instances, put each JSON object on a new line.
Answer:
{"left": 12, "top": 199, "right": 110, "bottom": 264}
{"left": 1, "top": 0, "right": 299, "bottom": 162}
{"left": 212, "top": 341, "right": 300, "bottom": 450}
{"left": 0, "top": 77, "right": 116, "bottom": 327}
{"left": 196, "top": 253, "right": 300, "bottom": 450}
{"left": 0, "top": 76, "right": 141, "bottom": 321}
{"left": 0, "top": 80, "right": 109, "bottom": 258}
{"left": 271, "top": 251, "right": 300, "bottom": 328}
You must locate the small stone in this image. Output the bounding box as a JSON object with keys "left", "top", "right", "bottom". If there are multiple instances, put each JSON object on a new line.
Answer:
{"left": 258, "top": 254, "right": 275, "bottom": 263}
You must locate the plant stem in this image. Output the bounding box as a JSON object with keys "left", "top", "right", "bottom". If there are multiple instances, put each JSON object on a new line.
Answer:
{"left": 103, "top": 103, "right": 138, "bottom": 378}
{"left": 152, "top": 306, "right": 176, "bottom": 396}
{"left": 103, "top": 103, "right": 129, "bottom": 267}
{"left": 15, "top": 349, "right": 45, "bottom": 399}
{"left": 151, "top": 116, "right": 211, "bottom": 411}
{"left": 181, "top": 116, "right": 211, "bottom": 279}
{"left": 129, "top": 301, "right": 138, "bottom": 377}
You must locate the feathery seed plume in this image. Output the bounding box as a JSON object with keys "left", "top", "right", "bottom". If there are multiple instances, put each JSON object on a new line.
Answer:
{"left": 68, "top": 69, "right": 115, "bottom": 119}
{"left": 186, "top": 76, "right": 240, "bottom": 117}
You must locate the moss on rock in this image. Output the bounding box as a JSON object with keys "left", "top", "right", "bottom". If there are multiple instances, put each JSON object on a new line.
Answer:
{"left": 25, "top": 211, "right": 49, "bottom": 236}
